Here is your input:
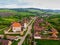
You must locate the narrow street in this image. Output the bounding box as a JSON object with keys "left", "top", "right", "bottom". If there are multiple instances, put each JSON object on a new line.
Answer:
{"left": 18, "top": 17, "right": 36, "bottom": 45}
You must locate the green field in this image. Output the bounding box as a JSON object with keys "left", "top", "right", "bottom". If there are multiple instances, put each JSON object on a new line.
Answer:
{"left": 35, "top": 39, "right": 60, "bottom": 45}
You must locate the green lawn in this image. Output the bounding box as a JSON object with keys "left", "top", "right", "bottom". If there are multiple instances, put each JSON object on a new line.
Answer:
{"left": 35, "top": 39, "right": 60, "bottom": 45}
{"left": 12, "top": 39, "right": 20, "bottom": 45}
{"left": 0, "top": 27, "right": 8, "bottom": 34}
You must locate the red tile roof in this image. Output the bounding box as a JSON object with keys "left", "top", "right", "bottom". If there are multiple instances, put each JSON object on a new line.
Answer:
{"left": 12, "top": 22, "right": 21, "bottom": 27}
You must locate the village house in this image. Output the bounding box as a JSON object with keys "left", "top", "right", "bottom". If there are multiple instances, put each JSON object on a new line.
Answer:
{"left": 0, "top": 39, "right": 12, "bottom": 45}
{"left": 11, "top": 21, "right": 27, "bottom": 32}
{"left": 33, "top": 18, "right": 58, "bottom": 40}
{"left": 6, "top": 35, "right": 20, "bottom": 41}
{"left": 11, "top": 22, "right": 22, "bottom": 32}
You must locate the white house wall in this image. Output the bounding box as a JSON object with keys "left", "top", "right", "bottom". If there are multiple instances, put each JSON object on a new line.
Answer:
{"left": 24, "top": 23, "right": 27, "bottom": 28}
{"left": 12, "top": 27, "right": 21, "bottom": 32}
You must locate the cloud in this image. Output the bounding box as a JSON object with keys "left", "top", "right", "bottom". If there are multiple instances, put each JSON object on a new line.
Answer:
{"left": 0, "top": 4, "right": 34, "bottom": 8}
{"left": 0, "top": 0, "right": 60, "bottom": 9}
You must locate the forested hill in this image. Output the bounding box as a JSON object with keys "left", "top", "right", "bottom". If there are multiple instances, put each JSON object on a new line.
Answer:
{"left": 0, "top": 8, "right": 60, "bottom": 17}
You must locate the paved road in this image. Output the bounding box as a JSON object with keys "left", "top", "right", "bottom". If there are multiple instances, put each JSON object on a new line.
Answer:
{"left": 18, "top": 17, "right": 36, "bottom": 45}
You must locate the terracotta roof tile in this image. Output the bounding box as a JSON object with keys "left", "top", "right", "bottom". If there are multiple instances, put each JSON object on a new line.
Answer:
{"left": 12, "top": 22, "right": 21, "bottom": 27}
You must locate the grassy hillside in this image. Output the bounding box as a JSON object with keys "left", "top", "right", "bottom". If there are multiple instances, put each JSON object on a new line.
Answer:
{"left": 0, "top": 9, "right": 36, "bottom": 29}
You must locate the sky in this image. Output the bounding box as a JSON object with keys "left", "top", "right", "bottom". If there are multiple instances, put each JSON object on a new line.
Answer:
{"left": 0, "top": 0, "right": 60, "bottom": 9}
